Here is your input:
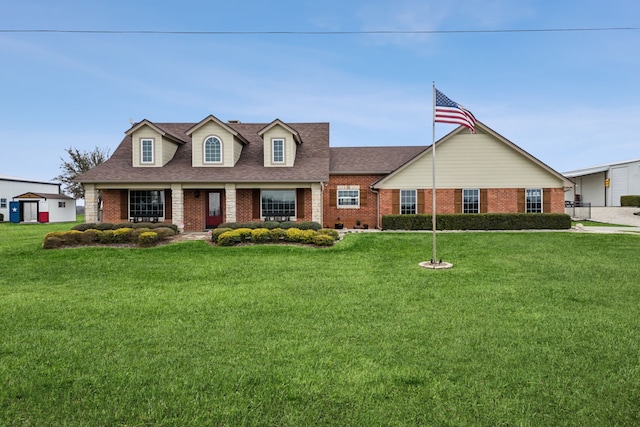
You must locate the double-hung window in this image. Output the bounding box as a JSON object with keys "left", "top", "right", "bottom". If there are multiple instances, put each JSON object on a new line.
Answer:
{"left": 204, "top": 136, "right": 222, "bottom": 163}
{"left": 337, "top": 188, "right": 360, "bottom": 208}
{"left": 141, "top": 139, "right": 154, "bottom": 164}
{"left": 526, "top": 188, "right": 542, "bottom": 213}
{"left": 262, "top": 190, "right": 295, "bottom": 218}
{"left": 272, "top": 139, "right": 284, "bottom": 163}
{"left": 0, "top": 198, "right": 6, "bottom": 209}
{"left": 462, "top": 189, "right": 480, "bottom": 213}
{"left": 400, "top": 190, "right": 417, "bottom": 214}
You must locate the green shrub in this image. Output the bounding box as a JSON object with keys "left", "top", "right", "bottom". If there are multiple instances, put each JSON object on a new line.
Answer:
{"left": 97, "top": 230, "right": 115, "bottom": 244}
{"left": 94, "top": 223, "right": 116, "bottom": 231}
{"left": 211, "top": 227, "right": 232, "bottom": 242}
{"left": 261, "top": 221, "right": 281, "bottom": 230}
{"left": 235, "top": 228, "right": 253, "bottom": 240}
{"left": 72, "top": 222, "right": 99, "bottom": 231}
{"left": 42, "top": 232, "right": 67, "bottom": 249}
{"left": 285, "top": 228, "right": 304, "bottom": 242}
{"left": 297, "top": 221, "right": 322, "bottom": 231}
{"left": 65, "top": 230, "right": 84, "bottom": 244}
{"left": 318, "top": 228, "right": 339, "bottom": 240}
{"left": 0, "top": 213, "right": 4, "bottom": 221}
{"left": 113, "top": 228, "right": 133, "bottom": 243}
{"left": 251, "top": 228, "right": 271, "bottom": 243}
{"left": 113, "top": 222, "right": 133, "bottom": 230}
{"left": 138, "top": 231, "right": 158, "bottom": 247}
{"left": 217, "top": 230, "right": 241, "bottom": 246}
{"left": 130, "top": 228, "right": 153, "bottom": 240}
{"left": 382, "top": 213, "right": 571, "bottom": 230}
{"left": 279, "top": 221, "right": 298, "bottom": 230}
{"left": 313, "top": 234, "right": 335, "bottom": 246}
{"left": 79, "top": 229, "right": 100, "bottom": 244}
{"left": 269, "top": 228, "right": 287, "bottom": 241}
{"left": 218, "top": 222, "right": 240, "bottom": 230}
{"left": 300, "top": 230, "right": 318, "bottom": 244}
{"left": 382, "top": 215, "right": 431, "bottom": 230}
{"left": 152, "top": 227, "right": 177, "bottom": 240}
{"left": 620, "top": 195, "right": 640, "bottom": 207}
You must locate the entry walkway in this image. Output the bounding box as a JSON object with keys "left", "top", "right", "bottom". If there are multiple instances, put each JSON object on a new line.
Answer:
{"left": 573, "top": 225, "right": 640, "bottom": 234}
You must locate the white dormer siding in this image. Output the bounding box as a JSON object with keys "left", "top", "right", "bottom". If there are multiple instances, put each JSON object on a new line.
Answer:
{"left": 187, "top": 117, "right": 245, "bottom": 167}
{"left": 131, "top": 126, "right": 179, "bottom": 167}
{"left": 262, "top": 125, "right": 297, "bottom": 167}
{"left": 191, "top": 122, "right": 236, "bottom": 167}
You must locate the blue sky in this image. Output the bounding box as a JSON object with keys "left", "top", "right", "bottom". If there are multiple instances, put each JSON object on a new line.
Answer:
{"left": 1, "top": 0, "right": 639, "bottom": 183}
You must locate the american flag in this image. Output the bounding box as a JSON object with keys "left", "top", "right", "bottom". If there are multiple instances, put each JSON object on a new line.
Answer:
{"left": 434, "top": 88, "right": 477, "bottom": 133}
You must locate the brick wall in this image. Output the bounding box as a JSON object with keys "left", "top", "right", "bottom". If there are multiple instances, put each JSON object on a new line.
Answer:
{"left": 236, "top": 189, "right": 254, "bottom": 223}
{"left": 183, "top": 190, "right": 205, "bottom": 231}
{"left": 548, "top": 188, "right": 565, "bottom": 213}
{"left": 101, "top": 189, "right": 123, "bottom": 223}
{"left": 324, "top": 175, "right": 383, "bottom": 229}
{"left": 487, "top": 188, "right": 519, "bottom": 213}
{"left": 378, "top": 187, "right": 565, "bottom": 224}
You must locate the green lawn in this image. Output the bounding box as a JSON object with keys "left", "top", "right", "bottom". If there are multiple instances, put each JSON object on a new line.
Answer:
{"left": 1, "top": 222, "right": 640, "bottom": 426}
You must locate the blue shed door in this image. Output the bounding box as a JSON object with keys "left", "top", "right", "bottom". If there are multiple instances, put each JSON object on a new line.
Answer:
{"left": 9, "top": 201, "right": 20, "bottom": 223}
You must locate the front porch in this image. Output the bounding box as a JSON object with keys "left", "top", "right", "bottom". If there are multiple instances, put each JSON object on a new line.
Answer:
{"left": 84, "top": 183, "right": 324, "bottom": 231}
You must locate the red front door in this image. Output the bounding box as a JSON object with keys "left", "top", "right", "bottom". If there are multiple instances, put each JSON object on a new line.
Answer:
{"left": 206, "top": 191, "right": 223, "bottom": 228}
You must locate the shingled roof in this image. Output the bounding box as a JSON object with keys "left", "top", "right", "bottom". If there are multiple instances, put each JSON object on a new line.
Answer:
{"left": 329, "top": 146, "right": 427, "bottom": 174}
{"left": 77, "top": 121, "right": 330, "bottom": 183}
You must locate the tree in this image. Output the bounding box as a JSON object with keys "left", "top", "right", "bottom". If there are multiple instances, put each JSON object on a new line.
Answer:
{"left": 53, "top": 146, "right": 110, "bottom": 199}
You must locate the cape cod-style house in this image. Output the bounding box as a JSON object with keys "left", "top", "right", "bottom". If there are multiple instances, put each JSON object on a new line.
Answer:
{"left": 76, "top": 115, "right": 572, "bottom": 231}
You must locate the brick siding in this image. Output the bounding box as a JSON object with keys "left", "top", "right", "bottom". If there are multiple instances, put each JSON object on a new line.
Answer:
{"left": 324, "top": 175, "right": 383, "bottom": 229}
{"left": 100, "top": 189, "right": 124, "bottom": 223}
{"left": 100, "top": 185, "right": 567, "bottom": 231}
{"left": 183, "top": 190, "right": 206, "bottom": 231}
{"left": 236, "top": 189, "right": 254, "bottom": 223}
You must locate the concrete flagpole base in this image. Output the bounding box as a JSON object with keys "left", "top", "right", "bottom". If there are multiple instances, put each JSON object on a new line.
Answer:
{"left": 419, "top": 261, "right": 453, "bottom": 270}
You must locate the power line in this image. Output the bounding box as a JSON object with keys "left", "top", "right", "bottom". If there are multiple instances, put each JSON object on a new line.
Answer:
{"left": 0, "top": 27, "right": 638, "bottom": 36}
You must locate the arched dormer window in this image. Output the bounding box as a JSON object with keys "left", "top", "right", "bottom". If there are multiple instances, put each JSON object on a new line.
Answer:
{"left": 204, "top": 136, "right": 222, "bottom": 163}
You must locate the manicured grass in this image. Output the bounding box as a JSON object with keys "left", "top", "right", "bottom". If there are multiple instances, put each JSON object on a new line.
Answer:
{"left": 1, "top": 222, "right": 640, "bottom": 425}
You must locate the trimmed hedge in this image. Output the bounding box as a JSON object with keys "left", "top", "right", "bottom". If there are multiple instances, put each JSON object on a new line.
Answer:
{"left": 71, "top": 222, "right": 179, "bottom": 233}
{"left": 620, "top": 195, "right": 640, "bottom": 207}
{"left": 43, "top": 226, "right": 176, "bottom": 249}
{"left": 382, "top": 213, "right": 572, "bottom": 230}
{"left": 215, "top": 227, "right": 339, "bottom": 247}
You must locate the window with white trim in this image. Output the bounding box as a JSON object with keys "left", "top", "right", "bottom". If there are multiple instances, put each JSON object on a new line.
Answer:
{"left": 141, "top": 139, "right": 154, "bottom": 164}
{"left": 58, "top": 201, "right": 66, "bottom": 208}
{"left": 204, "top": 136, "right": 222, "bottom": 163}
{"left": 526, "top": 188, "right": 542, "bottom": 213}
{"left": 337, "top": 187, "right": 360, "bottom": 208}
{"left": 130, "top": 190, "right": 164, "bottom": 218}
{"left": 0, "top": 198, "right": 6, "bottom": 209}
{"left": 272, "top": 139, "right": 284, "bottom": 163}
{"left": 463, "top": 189, "right": 479, "bottom": 213}
{"left": 262, "top": 190, "right": 295, "bottom": 218}
{"left": 400, "top": 190, "right": 417, "bottom": 214}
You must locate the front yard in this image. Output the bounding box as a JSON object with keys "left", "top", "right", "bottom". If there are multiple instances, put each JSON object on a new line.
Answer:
{"left": 1, "top": 221, "right": 639, "bottom": 425}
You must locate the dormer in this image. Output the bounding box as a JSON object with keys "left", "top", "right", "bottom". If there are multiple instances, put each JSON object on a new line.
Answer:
{"left": 259, "top": 119, "right": 302, "bottom": 167}
{"left": 186, "top": 115, "right": 249, "bottom": 167}
{"left": 126, "top": 120, "right": 185, "bottom": 167}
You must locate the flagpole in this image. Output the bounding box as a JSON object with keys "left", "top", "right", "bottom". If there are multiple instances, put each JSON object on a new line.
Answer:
{"left": 431, "top": 83, "right": 437, "bottom": 263}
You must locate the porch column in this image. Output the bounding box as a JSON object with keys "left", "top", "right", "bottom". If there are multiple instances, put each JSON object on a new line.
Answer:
{"left": 225, "top": 183, "right": 237, "bottom": 223}
{"left": 311, "top": 182, "right": 323, "bottom": 225}
{"left": 84, "top": 184, "right": 99, "bottom": 223}
{"left": 170, "top": 184, "right": 184, "bottom": 231}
